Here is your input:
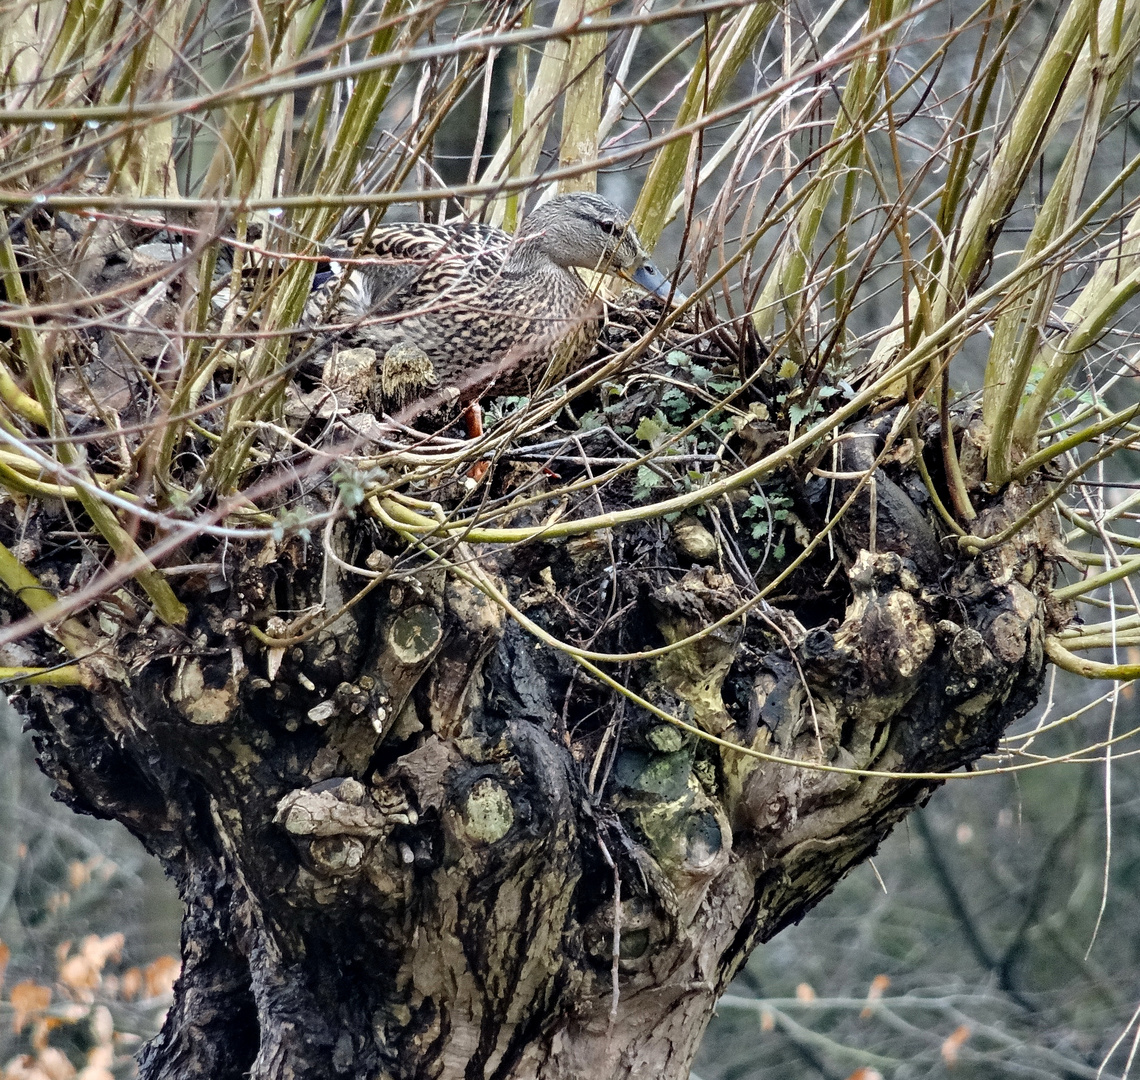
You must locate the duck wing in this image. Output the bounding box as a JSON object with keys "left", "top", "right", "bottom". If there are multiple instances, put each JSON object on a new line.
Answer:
{"left": 327, "top": 222, "right": 511, "bottom": 318}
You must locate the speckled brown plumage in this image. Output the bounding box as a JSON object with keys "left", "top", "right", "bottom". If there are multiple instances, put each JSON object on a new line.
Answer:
{"left": 310, "top": 193, "right": 672, "bottom": 408}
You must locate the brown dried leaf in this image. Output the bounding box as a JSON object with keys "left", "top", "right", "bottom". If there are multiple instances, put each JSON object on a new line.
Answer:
{"left": 119, "top": 968, "right": 142, "bottom": 1001}
{"left": 860, "top": 973, "right": 890, "bottom": 1018}
{"left": 10, "top": 981, "right": 51, "bottom": 1033}
{"left": 2, "top": 1055, "right": 50, "bottom": 1080}
{"left": 76, "top": 1067, "right": 113, "bottom": 1080}
{"left": 78, "top": 935, "right": 123, "bottom": 973}
{"left": 942, "top": 1024, "right": 970, "bottom": 1067}
{"left": 90, "top": 1006, "right": 113, "bottom": 1048}
{"left": 31, "top": 1016, "right": 65, "bottom": 1052}
{"left": 52, "top": 1005, "right": 88, "bottom": 1024}
{"left": 58, "top": 957, "right": 98, "bottom": 994}
{"left": 86, "top": 1049, "right": 112, "bottom": 1071}
{"left": 143, "top": 956, "right": 179, "bottom": 1000}
{"left": 76, "top": 1043, "right": 113, "bottom": 1080}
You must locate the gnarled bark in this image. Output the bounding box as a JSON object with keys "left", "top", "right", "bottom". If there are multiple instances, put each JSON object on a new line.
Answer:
{"left": 11, "top": 440, "right": 1063, "bottom": 1080}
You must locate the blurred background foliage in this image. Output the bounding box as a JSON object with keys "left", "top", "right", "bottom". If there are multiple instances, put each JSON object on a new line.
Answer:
{"left": 0, "top": 700, "right": 179, "bottom": 1080}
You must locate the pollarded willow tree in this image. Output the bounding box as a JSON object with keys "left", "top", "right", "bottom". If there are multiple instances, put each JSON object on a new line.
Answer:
{"left": 1, "top": 0, "right": 1139, "bottom": 1077}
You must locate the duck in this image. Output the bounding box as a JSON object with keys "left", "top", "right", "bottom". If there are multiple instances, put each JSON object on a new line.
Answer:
{"left": 308, "top": 193, "right": 675, "bottom": 416}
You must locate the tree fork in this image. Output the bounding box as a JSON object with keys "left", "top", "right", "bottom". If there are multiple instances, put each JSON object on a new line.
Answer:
{"left": 14, "top": 458, "right": 1062, "bottom": 1080}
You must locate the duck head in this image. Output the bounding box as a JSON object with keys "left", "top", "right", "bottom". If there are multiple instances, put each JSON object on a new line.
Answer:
{"left": 519, "top": 192, "right": 676, "bottom": 300}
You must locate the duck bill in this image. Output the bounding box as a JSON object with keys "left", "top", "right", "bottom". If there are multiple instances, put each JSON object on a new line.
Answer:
{"left": 629, "top": 261, "right": 685, "bottom": 303}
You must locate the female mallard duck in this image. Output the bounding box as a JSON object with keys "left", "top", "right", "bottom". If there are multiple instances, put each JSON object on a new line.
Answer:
{"left": 312, "top": 193, "right": 674, "bottom": 413}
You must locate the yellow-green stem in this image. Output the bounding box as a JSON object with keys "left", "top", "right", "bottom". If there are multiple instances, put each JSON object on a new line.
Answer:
{"left": 557, "top": 1, "right": 610, "bottom": 194}
{"left": 633, "top": 3, "right": 776, "bottom": 250}
{"left": 1012, "top": 401, "right": 1140, "bottom": 481}
{"left": 1053, "top": 554, "right": 1140, "bottom": 601}
{"left": 1046, "top": 636, "right": 1140, "bottom": 680}
{"left": 0, "top": 235, "right": 187, "bottom": 625}
{"left": 0, "top": 665, "right": 84, "bottom": 686}
{"left": 0, "top": 542, "right": 97, "bottom": 656}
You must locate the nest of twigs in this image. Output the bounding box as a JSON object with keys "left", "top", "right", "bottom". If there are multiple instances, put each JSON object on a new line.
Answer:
{"left": 0, "top": 207, "right": 878, "bottom": 665}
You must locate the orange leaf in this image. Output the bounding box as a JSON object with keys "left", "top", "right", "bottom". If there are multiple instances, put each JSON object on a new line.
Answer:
{"left": 78, "top": 934, "right": 123, "bottom": 973}
{"left": 795, "top": 982, "right": 816, "bottom": 1002}
{"left": 942, "top": 1024, "right": 971, "bottom": 1067}
{"left": 861, "top": 973, "right": 890, "bottom": 1018}
{"left": 10, "top": 980, "right": 52, "bottom": 1034}
{"left": 58, "top": 956, "right": 98, "bottom": 995}
{"left": 143, "top": 956, "right": 180, "bottom": 1000}
{"left": 119, "top": 967, "right": 143, "bottom": 1001}
{"left": 845, "top": 1070, "right": 883, "bottom": 1080}
{"left": 760, "top": 1007, "right": 775, "bottom": 1032}
{"left": 0, "top": 941, "right": 10, "bottom": 988}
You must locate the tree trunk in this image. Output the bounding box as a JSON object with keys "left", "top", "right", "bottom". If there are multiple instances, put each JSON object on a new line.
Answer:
{"left": 12, "top": 417, "right": 1063, "bottom": 1080}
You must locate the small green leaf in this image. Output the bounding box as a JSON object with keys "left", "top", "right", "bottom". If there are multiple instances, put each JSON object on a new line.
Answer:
{"left": 661, "top": 387, "right": 690, "bottom": 423}
{"left": 633, "top": 466, "right": 665, "bottom": 502}
{"left": 778, "top": 359, "right": 800, "bottom": 380}
{"left": 635, "top": 416, "right": 665, "bottom": 444}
